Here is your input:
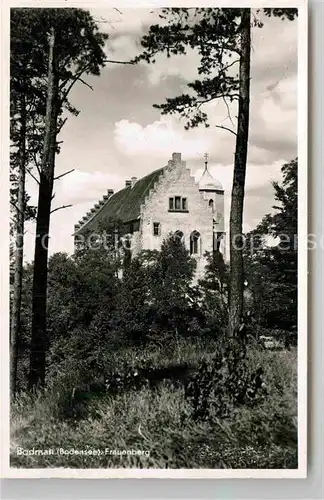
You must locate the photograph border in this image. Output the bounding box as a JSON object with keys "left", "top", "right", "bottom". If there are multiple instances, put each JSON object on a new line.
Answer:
{"left": 0, "top": 0, "right": 308, "bottom": 480}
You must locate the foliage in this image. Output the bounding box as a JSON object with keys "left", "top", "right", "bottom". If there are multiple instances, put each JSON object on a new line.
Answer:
{"left": 111, "top": 251, "right": 156, "bottom": 345}
{"left": 184, "top": 335, "right": 267, "bottom": 421}
{"left": 244, "top": 159, "right": 297, "bottom": 338}
{"left": 11, "top": 341, "right": 297, "bottom": 469}
{"left": 200, "top": 250, "right": 228, "bottom": 293}
{"left": 13, "top": 235, "right": 202, "bottom": 392}
{"left": 198, "top": 250, "right": 229, "bottom": 336}
{"left": 108, "top": 234, "right": 201, "bottom": 346}
{"left": 134, "top": 8, "right": 296, "bottom": 130}
{"left": 134, "top": 8, "right": 243, "bottom": 129}
{"left": 147, "top": 235, "right": 201, "bottom": 339}
{"left": 10, "top": 7, "right": 108, "bottom": 214}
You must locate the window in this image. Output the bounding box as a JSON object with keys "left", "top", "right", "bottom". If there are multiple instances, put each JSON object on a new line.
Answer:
{"left": 168, "top": 196, "right": 188, "bottom": 212}
{"left": 209, "top": 199, "right": 214, "bottom": 213}
{"left": 122, "top": 235, "right": 132, "bottom": 268}
{"left": 153, "top": 222, "right": 160, "bottom": 236}
{"left": 190, "top": 231, "right": 201, "bottom": 255}
{"left": 174, "top": 230, "right": 184, "bottom": 243}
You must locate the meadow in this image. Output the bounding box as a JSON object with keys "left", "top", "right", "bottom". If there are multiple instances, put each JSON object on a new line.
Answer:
{"left": 11, "top": 338, "right": 297, "bottom": 469}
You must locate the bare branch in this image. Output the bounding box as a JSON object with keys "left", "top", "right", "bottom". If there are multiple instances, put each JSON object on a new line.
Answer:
{"left": 10, "top": 200, "right": 25, "bottom": 216}
{"left": 31, "top": 152, "right": 41, "bottom": 175}
{"left": 79, "top": 78, "right": 93, "bottom": 91}
{"left": 221, "top": 58, "right": 240, "bottom": 73}
{"left": 59, "top": 62, "right": 92, "bottom": 98}
{"left": 57, "top": 117, "right": 67, "bottom": 134}
{"left": 114, "top": 7, "right": 122, "bottom": 14}
{"left": 50, "top": 204, "right": 73, "bottom": 214}
{"left": 27, "top": 168, "right": 40, "bottom": 185}
{"left": 54, "top": 169, "right": 75, "bottom": 181}
{"left": 215, "top": 124, "right": 237, "bottom": 136}
{"left": 104, "top": 59, "right": 135, "bottom": 65}
{"left": 196, "top": 93, "right": 238, "bottom": 109}
{"left": 222, "top": 95, "right": 235, "bottom": 128}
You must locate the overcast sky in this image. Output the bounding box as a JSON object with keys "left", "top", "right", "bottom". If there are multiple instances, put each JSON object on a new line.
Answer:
{"left": 23, "top": 8, "right": 298, "bottom": 262}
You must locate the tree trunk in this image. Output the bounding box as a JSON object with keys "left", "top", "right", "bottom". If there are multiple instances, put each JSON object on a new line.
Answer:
{"left": 29, "top": 27, "right": 58, "bottom": 389}
{"left": 228, "top": 9, "right": 251, "bottom": 337}
{"left": 10, "top": 93, "right": 27, "bottom": 395}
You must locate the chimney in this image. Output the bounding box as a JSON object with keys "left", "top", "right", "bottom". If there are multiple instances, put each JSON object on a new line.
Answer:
{"left": 172, "top": 152, "right": 181, "bottom": 163}
{"left": 168, "top": 152, "right": 184, "bottom": 169}
{"left": 131, "top": 176, "right": 137, "bottom": 188}
{"left": 125, "top": 180, "right": 132, "bottom": 188}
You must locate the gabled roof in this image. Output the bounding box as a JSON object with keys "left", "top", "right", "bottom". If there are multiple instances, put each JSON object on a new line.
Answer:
{"left": 76, "top": 166, "right": 165, "bottom": 233}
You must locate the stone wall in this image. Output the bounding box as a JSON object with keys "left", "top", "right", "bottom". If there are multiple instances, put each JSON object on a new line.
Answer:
{"left": 139, "top": 153, "right": 214, "bottom": 280}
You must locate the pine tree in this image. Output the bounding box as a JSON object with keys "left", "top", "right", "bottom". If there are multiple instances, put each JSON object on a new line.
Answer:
{"left": 10, "top": 10, "right": 43, "bottom": 393}
{"left": 135, "top": 7, "right": 297, "bottom": 336}
{"left": 244, "top": 158, "right": 298, "bottom": 339}
{"left": 12, "top": 8, "right": 109, "bottom": 389}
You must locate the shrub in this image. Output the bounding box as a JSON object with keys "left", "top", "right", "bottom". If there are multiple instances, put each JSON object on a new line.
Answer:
{"left": 184, "top": 336, "right": 267, "bottom": 421}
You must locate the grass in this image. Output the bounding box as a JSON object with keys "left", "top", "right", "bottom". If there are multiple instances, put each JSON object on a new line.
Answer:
{"left": 10, "top": 339, "right": 298, "bottom": 469}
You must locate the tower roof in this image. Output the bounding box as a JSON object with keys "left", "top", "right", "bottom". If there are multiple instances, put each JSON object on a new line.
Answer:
{"left": 199, "top": 165, "right": 223, "bottom": 191}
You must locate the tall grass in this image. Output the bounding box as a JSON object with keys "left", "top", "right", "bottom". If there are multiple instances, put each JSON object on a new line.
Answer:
{"left": 10, "top": 342, "right": 297, "bottom": 469}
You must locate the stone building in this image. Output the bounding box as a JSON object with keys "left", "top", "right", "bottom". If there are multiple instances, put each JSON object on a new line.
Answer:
{"left": 73, "top": 152, "right": 225, "bottom": 280}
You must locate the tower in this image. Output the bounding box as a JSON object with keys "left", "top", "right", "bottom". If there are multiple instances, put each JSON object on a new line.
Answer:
{"left": 198, "top": 154, "right": 225, "bottom": 257}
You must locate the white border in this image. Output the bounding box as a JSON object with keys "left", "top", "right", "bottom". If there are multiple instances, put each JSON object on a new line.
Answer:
{"left": 0, "top": 0, "right": 308, "bottom": 479}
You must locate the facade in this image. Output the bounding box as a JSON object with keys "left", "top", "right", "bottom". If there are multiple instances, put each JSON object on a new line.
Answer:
{"left": 73, "top": 152, "right": 225, "bottom": 280}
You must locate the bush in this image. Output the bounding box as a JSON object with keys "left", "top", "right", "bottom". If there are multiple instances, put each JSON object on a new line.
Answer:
{"left": 184, "top": 336, "right": 267, "bottom": 422}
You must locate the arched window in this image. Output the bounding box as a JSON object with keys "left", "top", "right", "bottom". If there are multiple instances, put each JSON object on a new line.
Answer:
{"left": 209, "top": 199, "right": 214, "bottom": 213}
{"left": 190, "top": 231, "right": 201, "bottom": 255}
{"left": 173, "top": 230, "right": 184, "bottom": 244}
{"left": 122, "top": 235, "right": 132, "bottom": 268}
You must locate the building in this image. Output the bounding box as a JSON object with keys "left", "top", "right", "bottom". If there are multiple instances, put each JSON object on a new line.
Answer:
{"left": 73, "top": 152, "right": 225, "bottom": 280}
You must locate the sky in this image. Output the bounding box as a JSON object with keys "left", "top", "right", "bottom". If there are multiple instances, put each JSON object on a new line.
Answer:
{"left": 23, "top": 8, "right": 298, "bottom": 263}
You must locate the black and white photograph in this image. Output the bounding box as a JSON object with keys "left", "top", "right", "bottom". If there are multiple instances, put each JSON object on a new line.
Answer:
{"left": 3, "top": 2, "right": 307, "bottom": 477}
